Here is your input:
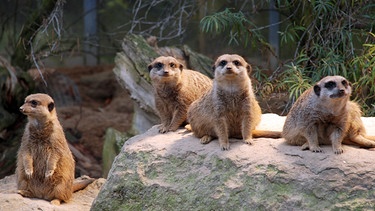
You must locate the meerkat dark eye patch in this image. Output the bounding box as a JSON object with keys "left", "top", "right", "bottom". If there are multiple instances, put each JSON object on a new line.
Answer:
{"left": 156, "top": 62, "right": 163, "bottom": 69}
{"left": 324, "top": 81, "right": 336, "bottom": 89}
{"left": 169, "top": 63, "right": 176, "bottom": 68}
{"left": 233, "top": 60, "right": 241, "bottom": 66}
{"left": 219, "top": 60, "right": 227, "bottom": 66}
{"left": 30, "top": 100, "right": 38, "bottom": 108}
{"left": 48, "top": 102, "right": 55, "bottom": 112}
{"left": 342, "top": 80, "right": 348, "bottom": 87}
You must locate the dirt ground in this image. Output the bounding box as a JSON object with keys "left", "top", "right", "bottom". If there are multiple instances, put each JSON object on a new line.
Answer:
{"left": 32, "top": 65, "right": 134, "bottom": 178}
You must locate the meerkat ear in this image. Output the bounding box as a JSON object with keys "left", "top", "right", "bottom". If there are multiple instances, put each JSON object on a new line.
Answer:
{"left": 147, "top": 64, "right": 153, "bottom": 72}
{"left": 48, "top": 102, "right": 55, "bottom": 112}
{"left": 313, "top": 85, "right": 321, "bottom": 97}
{"left": 246, "top": 64, "right": 252, "bottom": 75}
{"left": 179, "top": 63, "right": 184, "bottom": 71}
{"left": 212, "top": 65, "right": 216, "bottom": 72}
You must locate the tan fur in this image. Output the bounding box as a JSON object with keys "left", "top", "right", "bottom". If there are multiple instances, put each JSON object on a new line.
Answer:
{"left": 187, "top": 54, "right": 281, "bottom": 150}
{"left": 282, "top": 75, "right": 375, "bottom": 154}
{"left": 148, "top": 56, "right": 212, "bottom": 133}
{"left": 16, "top": 93, "right": 94, "bottom": 205}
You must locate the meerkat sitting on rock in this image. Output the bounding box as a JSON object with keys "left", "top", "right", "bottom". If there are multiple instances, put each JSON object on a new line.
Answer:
{"left": 16, "top": 93, "right": 94, "bottom": 205}
{"left": 187, "top": 54, "right": 281, "bottom": 150}
{"left": 148, "top": 56, "right": 212, "bottom": 133}
{"left": 282, "top": 75, "right": 375, "bottom": 154}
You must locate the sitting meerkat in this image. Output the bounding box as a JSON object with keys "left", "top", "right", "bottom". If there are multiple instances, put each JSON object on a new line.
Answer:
{"left": 148, "top": 56, "right": 212, "bottom": 133}
{"left": 187, "top": 54, "right": 281, "bottom": 150}
{"left": 16, "top": 93, "right": 94, "bottom": 205}
{"left": 282, "top": 75, "right": 375, "bottom": 154}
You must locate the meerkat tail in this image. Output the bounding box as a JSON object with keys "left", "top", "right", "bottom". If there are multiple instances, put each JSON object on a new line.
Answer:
{"left": 252, "top": 130, "right": 282, "bottom": 139}
{"left": 72, "top": 178, "right": 95, "bottom": 192}
{"left": 364, "top": 135, "right": 375, "bottom": 141}
{"left": 343, "top": 135, "right": 375, "bottom": 148}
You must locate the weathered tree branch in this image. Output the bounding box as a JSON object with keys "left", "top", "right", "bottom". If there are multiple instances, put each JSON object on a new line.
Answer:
{"left": 10, "top": 0, "right": 63, "bottom": 71}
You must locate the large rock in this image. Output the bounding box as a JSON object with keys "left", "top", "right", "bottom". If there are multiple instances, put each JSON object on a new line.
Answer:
{"left": 0, "top": 175, "right": 105, "bottom": 211}
{"left": 92, "top": 114, "right": 375, "bottom": 210}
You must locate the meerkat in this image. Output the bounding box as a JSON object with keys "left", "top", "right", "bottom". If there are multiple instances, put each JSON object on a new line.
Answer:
{"left": 282, "top": 75, "right": 375, "bottom": 154}
{"left": 16, "top": 93, "right": 94, "bottom": 205}
{"left": 148, "top": 56, "right": 213, "bottom": 133}
{"left": 187, "top": 54, "right": 281, "bottom": 150}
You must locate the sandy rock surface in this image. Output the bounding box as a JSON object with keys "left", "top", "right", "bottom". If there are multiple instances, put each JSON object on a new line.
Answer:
{"left": 92, "top": 114, "right": 375, "bottom": 210}
{"left": 0, "top": 175, "right": 105, "bottom": 211}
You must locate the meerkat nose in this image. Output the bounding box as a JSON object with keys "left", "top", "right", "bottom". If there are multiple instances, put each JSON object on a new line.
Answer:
{"left": 339, "top": 89, "right": 345, "bottom": 94}
{"left": 19, "top": 107, "right": 24, "bottom": 112}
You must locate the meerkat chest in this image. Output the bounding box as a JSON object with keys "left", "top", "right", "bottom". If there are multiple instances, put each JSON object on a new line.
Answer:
{"left": 28, "top": 124, "right": 54, "bottom": 141}
{"left": 155, "top": 83, "right": 181, "bottom": 99}
{"left": 27, "top": 136, "right": 55, "bottom": 154}
{"left": 215, "top": 90, "right": 250, "bottom": 116}
{"left": 313, "top": 110, "right": 347, "bottom": 129}
{"left": 24, "top": 138, "right": 56, "bottom": 174}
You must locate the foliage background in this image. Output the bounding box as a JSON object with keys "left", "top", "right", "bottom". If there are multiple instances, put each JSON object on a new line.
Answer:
{"left": 200, "top": 0, "right": 375, "bottom": 115}
{"left": 1, "top": 0, "right": 375, "bottom": 114}
{"left": 0, "top": 0, "right": 375, "bottom": 180}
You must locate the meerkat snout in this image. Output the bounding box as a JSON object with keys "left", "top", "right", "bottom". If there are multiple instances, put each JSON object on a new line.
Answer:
{"left": 20, "top": 99, "right": 37, "bottom": 112}
{"left": 338, "top": 89, "right": 345, "bottom": 96}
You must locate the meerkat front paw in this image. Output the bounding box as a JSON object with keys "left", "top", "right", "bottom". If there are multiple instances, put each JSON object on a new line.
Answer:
{"left": 17, "top": 189, "right": 32, "bottom": 197}
{"left": 243, "top": 138, "right": 254, "bottom": 145}
{"left": 333, "top": 146, "right": 344, "bottom": 154}
{"left": 219, "top": 139, "right": 230, "bottom": 150}
{"left": 168, "top": 124, "right": 180, "bottom": 132}
{"left": 200, "top": 135, "right": 213, "bottom": 144}
{"left": 310, "top": 147, "right": 323, "bottom": 153}
{"left": 51, "top": 199, "right": 61, "bottom": 205}
{"left": 220, "top": 143, "right": 230, "bottom": 150}
{"left": 301, "top": 142, "right": 323, "bottom": 152}
{"left": 158, "top": 125, "right": 169, "bottom": 133}
{"left": 308, "top": 145, "right": 323, "bottom": 153}
{"left": 25, "top": 169, "right": 33, "bottom": 178}
{"left": 301, "top": 142, "right": 309, "bottom": 151}
{"left": 45, "top": 170, "right": 54, "bottom": 178}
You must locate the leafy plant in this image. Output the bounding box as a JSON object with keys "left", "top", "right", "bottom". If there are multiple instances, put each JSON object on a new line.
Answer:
{"left": 200, "top": 0, "right": 375, "bottom": 115}
{"left": 200, "top": 8, "right": 264, "bottom": 47}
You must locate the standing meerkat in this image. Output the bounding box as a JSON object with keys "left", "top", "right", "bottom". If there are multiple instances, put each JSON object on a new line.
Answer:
{"left": 16, "top": 93, "right": 94, "bottom": 205}
{"left": 282, "top": 75, "right": 375, "bottom": 154}
{"left": 148, "top": 56, "right": 212, "bottom": 133}
{"left": 187, "top": 54, "right": 281, "bottom": 150}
